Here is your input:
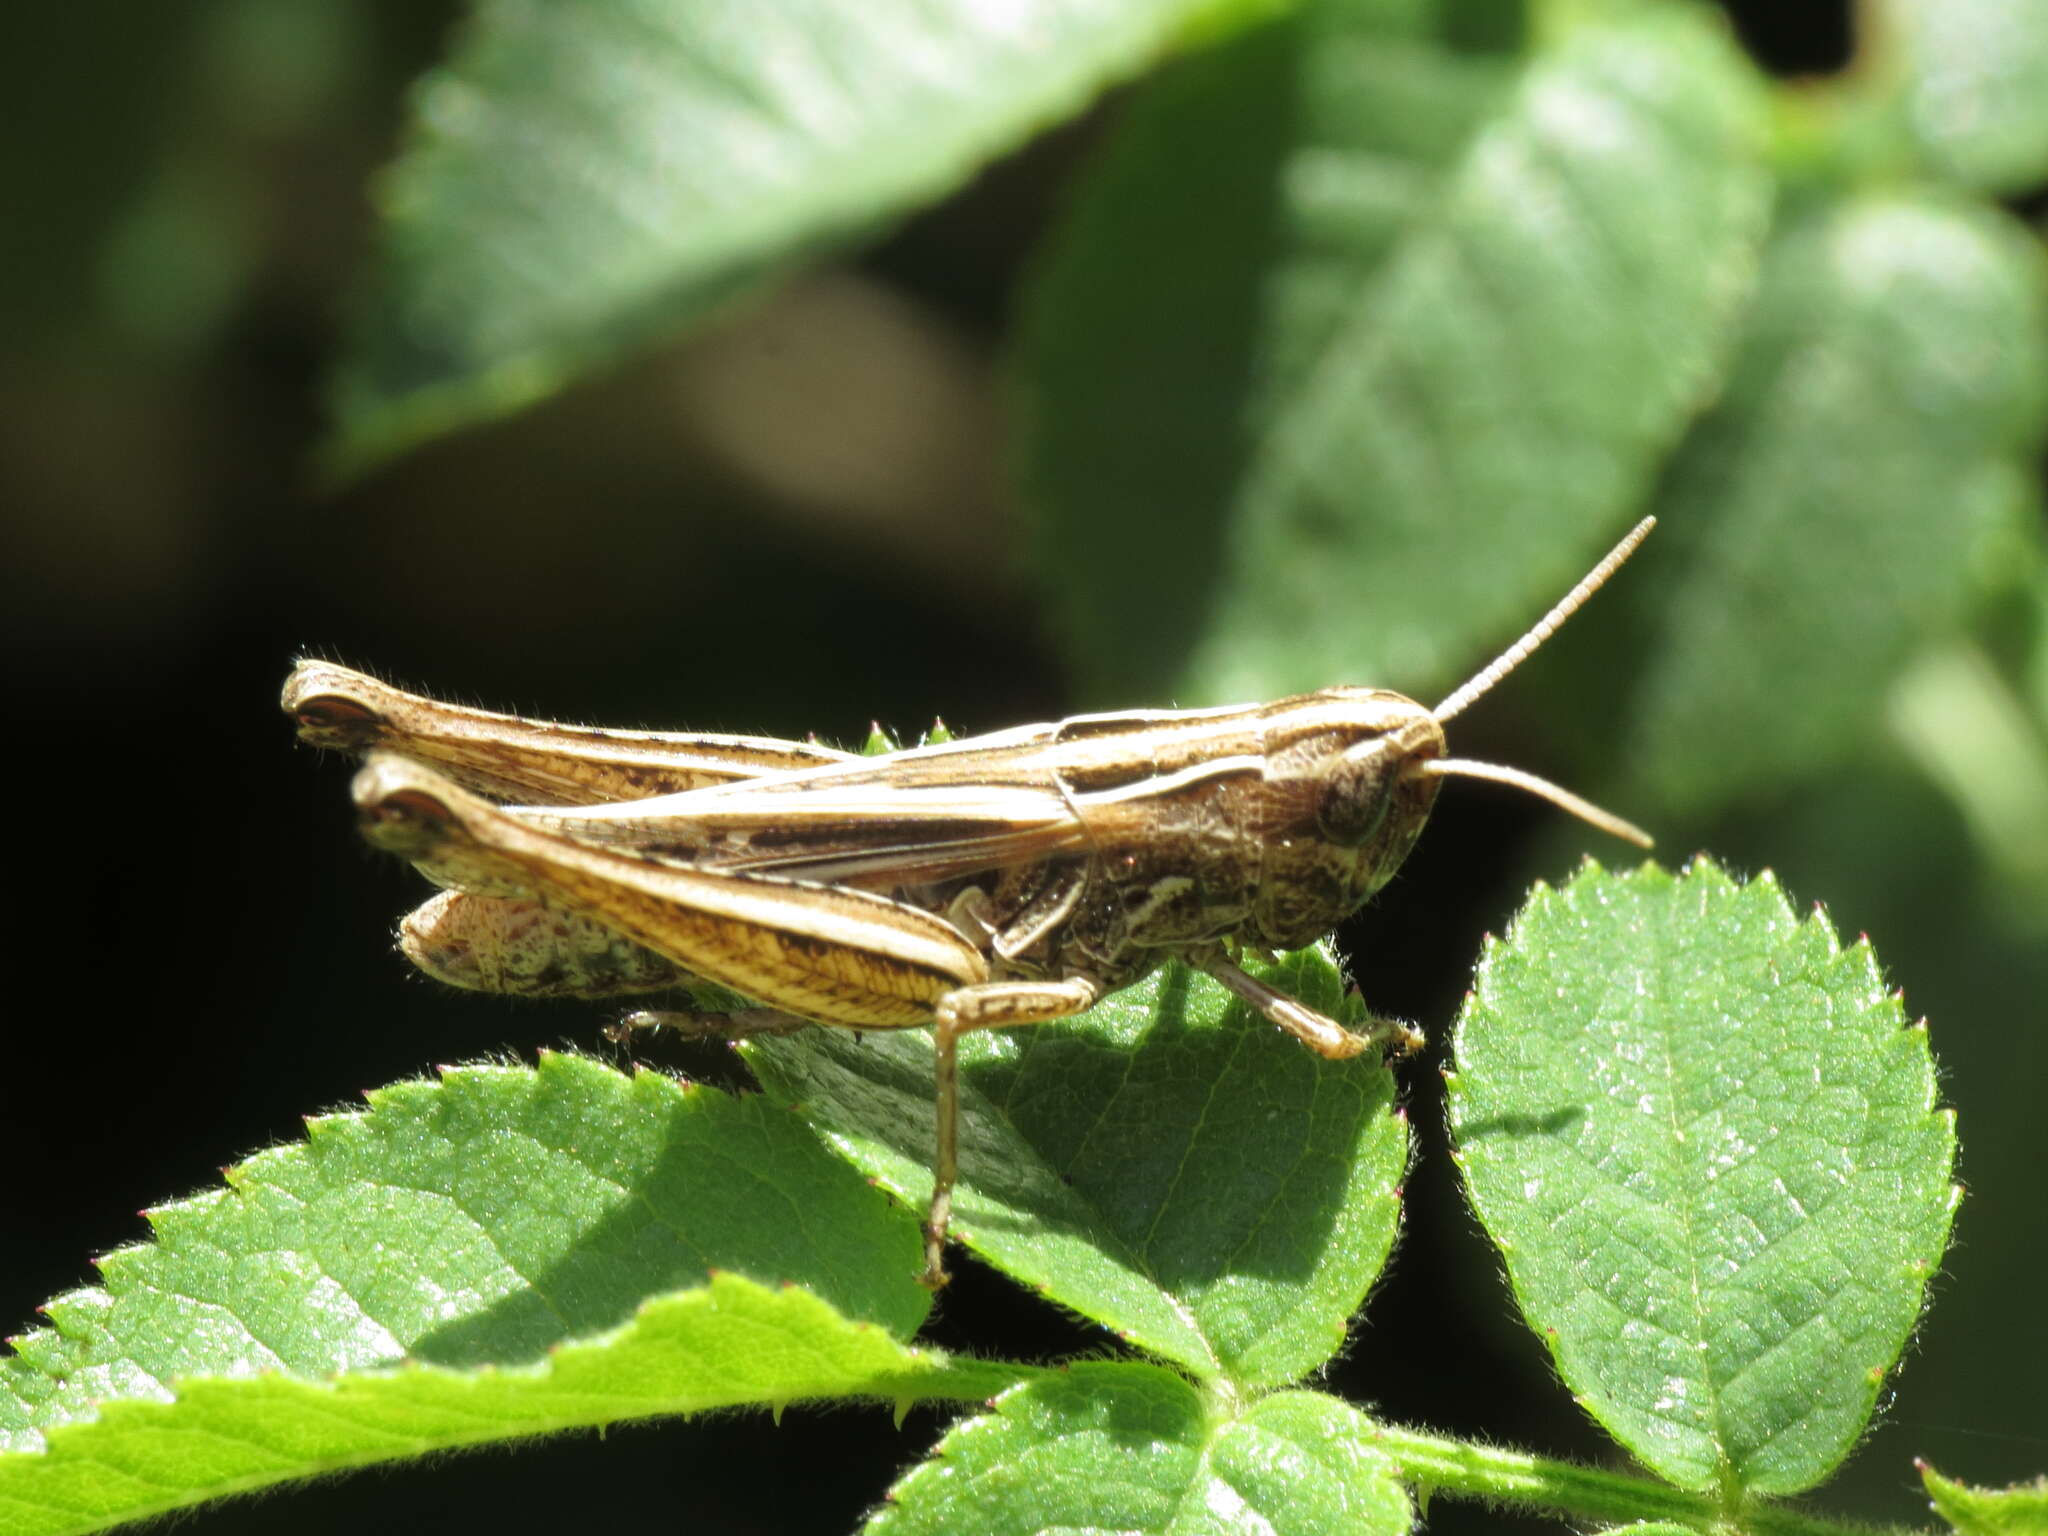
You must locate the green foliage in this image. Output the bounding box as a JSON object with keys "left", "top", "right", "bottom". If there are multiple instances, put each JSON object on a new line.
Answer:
{"left": 323, "top": 0, "right": 2048, "bottom": 864}
{"left": 13, "top": 0, "right": 2047, "bottom": 1530}
{"left": 1, "top": 872, "right": 1962, "bottom": 1535}
{"left": 0, "top": 1057, "right": 1020, "bottom": 1533}
{"left": 747, "top": 947, "right": 1406, "bottom": 1385}
{"left": 0, "top": 1278, "right": 1016, "bottom": 1536}
{"left": 329, "top": 0, "right": 1251, "bottom": 471}
{"left": 1452, "top": 860, "right": 1956, "bottom": 1495}
{"left": 1872, "top": 0, "right": 2048, "bottom": 194}
{"left": 871, "top": 1369, "right": 1409, "bottom": 1536}
{"left": 1622, "top": 196, "right": 2047, "bottom": 815}
{"left": 1017, "top": 4, "right": 1769, "bottom": 703}
{"left": 1922, "top": 1465, "right": 2048, "bottom": 1536}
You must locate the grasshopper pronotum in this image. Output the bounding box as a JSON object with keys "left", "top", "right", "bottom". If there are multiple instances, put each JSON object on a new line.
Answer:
{"left": 285, "top": 517, "right": 1653, "bottom": 1288}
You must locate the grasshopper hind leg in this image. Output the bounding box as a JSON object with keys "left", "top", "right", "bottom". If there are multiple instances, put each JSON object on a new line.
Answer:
{"left": 923, "top": 976, "right": 1104, "bottom": 1290}
{"left": 400, "top": 891, "right": 692, "bottom": 998}
{"left": 623, "top": 976, "right": 1107, "bottom": 1292}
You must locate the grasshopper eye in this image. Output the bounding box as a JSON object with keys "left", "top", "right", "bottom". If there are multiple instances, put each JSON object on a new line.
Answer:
{"left": 1315, "top": 748, "right": 1396, "bottom": 846}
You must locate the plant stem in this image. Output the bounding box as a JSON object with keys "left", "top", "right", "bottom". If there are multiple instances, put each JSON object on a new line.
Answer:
{"left": 1365, "top": 1421, "right": 1929, "bottom": 1536}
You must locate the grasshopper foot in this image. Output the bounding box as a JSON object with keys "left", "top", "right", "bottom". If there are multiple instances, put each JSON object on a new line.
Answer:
{"left": 605, "top": 1007, "right": 810, "bottom": 1044}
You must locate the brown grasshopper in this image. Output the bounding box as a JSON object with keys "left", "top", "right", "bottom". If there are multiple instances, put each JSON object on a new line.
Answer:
{"left": 285, "top": 517, "right": 1653, "bottom": 1289}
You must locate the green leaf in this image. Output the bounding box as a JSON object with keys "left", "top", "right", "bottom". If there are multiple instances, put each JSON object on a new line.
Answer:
{"left": 1623, "top": 195, "right": 2048, "bottom": 815}
{"left": 1448, "top": 859, "right": 1958, "bottom": 1495}
{"left": 1015, "top": 3, "right": 1768, "bottom": 705}
{"left": 867, "top": 1365, "right": 1408, "bottom": 1535}
{"left": 1922, "top": 1464, "right": 2048, "bottom": 1536}
{"left": 0, "top": 1055, "right": 1023, "bottom": 1530}
{"left": 329, "top": 0, "right": 1236, "bottom": 472}
{"left": 746, "top": 947, "right": 1407, "bottom": 1387}
{"left": 1876, "top": 0, "right": 2048, "bottom": 194}
{"left": 0, "top": 1275, "right": 1022, "bottom": 1536}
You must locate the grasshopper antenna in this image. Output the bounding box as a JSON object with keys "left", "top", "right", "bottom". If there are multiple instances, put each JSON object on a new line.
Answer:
{"left": 1413, "top": 516, "right": 1656, "bottom": 848}
{"left": 1431, "top": 516, "right": 1655, "bottom": 726}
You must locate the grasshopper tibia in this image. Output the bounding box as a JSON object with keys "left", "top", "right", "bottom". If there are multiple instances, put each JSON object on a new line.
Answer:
{"left": 926, "top": 977, "right": 1104, "bottom": 1288}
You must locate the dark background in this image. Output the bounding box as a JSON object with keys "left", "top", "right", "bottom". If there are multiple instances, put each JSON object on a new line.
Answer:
{"left": 5, "top": 2, "right": 2035, "bottom": 1533}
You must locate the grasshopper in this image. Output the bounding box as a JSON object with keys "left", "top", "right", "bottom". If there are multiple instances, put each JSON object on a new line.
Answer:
{"left": 285, "top": 517, "right": 1653, "bottom": 1289}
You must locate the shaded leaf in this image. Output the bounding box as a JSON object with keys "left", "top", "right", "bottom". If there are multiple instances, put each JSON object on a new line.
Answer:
{"left": 1016, "top": 3, "right": 1768, "bottom": 704}
{"left": 1878, "top": 0, "right": 2048, "bottom": 194}
{"left": 2, "top": 1053, "right": 935, "bottom": 1455}
{"left": 331, "top": 0, "right": 1235, "bottom": 471}
{"left": 1623, "top": 195, "right": 2048, "bottom": 815}
{"left": 1448, "top": 859, "right": 1957, "bottom": 1494}
{"left": 747, "top": 947, "right": 1407, "bottom": 1387}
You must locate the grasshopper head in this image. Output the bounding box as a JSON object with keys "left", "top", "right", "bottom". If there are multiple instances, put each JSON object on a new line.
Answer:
{"left": 1246, "top": 688, "right": 1447, "bottom": 948}
{"left": 1311, "top": 692, "right": 1446, "bottom": 849}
